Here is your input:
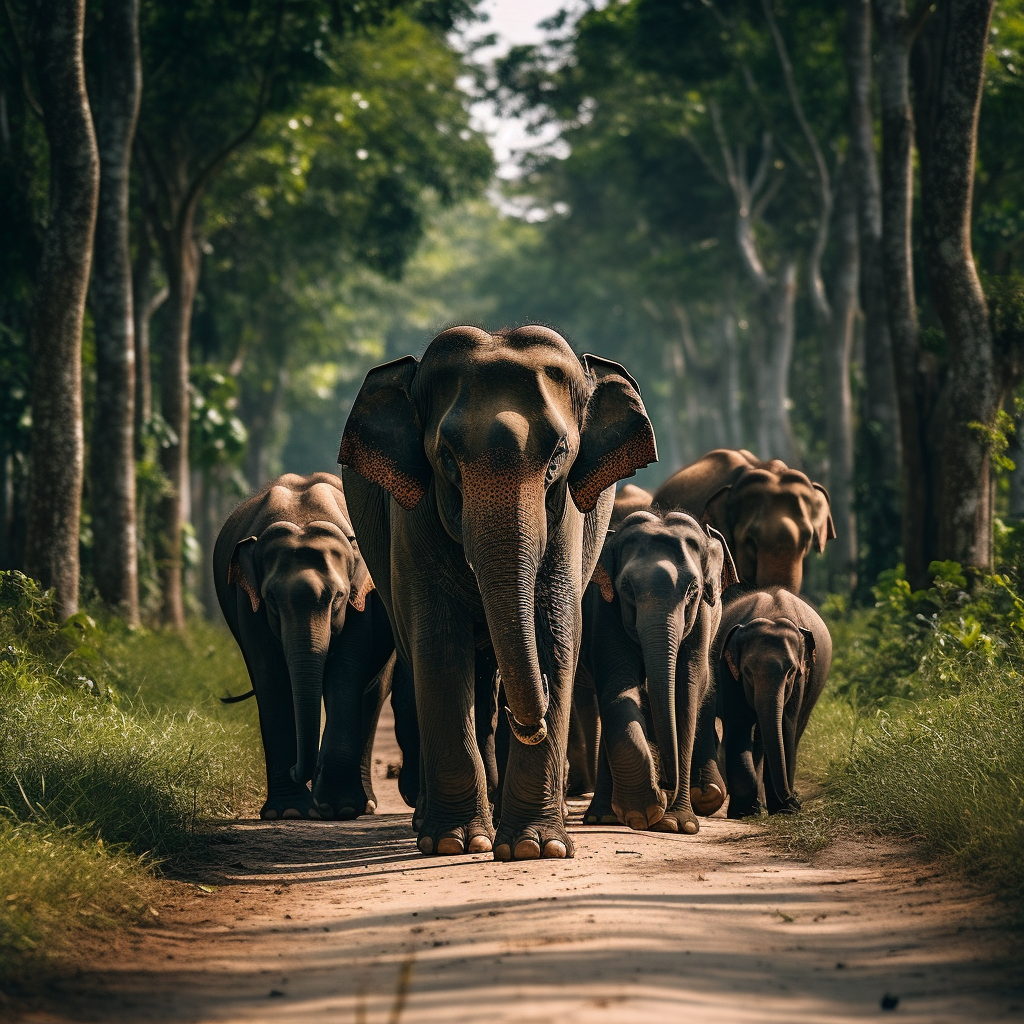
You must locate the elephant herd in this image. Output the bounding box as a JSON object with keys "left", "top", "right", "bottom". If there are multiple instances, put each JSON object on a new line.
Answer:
{"left": 214, "top": 325, "right": 834, "bottom": 862}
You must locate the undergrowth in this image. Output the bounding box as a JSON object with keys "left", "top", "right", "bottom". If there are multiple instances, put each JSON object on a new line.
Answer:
{"left": 0, "top": 570, "right": 261, "bottom": 988}
{"left": 770, "top": 532, "right": 1024, "bottom": 903}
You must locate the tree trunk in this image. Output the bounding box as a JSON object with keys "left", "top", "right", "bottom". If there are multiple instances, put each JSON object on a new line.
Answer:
{"left": 722, "top": 281, "right": 744, "bottom": 449}
{"left": 154, "top": 213, "right": 200, "bottom": 629}
{"left": 847, "top": 0, "right": 903, "bottom": 590}
{"left": 912, "top": 0, "right": 1000, "bottom": 571}
{"left": 23, "top": 0, "right": 100, "bottom": 620}
{"left": 90, "top": 0, "right": 141, "bottom": 625}
{"left": 821, "top": 177, "right": 860, "bottom": 590}
{"left": 756, "top": 260, "right": 799, "bottom": 466}
{"left": 131, "top": 215, "right": 167, "bottom": 452}
{"left": 874, "top": 0, "right": 937, "bottom": 589}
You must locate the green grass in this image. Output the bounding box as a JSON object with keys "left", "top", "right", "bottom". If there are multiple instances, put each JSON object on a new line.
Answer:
{"left": 0, "top": 571, "right": 263, "bottom": 989}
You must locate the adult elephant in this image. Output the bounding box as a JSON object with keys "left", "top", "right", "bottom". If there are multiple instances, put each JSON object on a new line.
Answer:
{"left": 214, "top": 473, "right": 394, "bottom": 821}
{"left": 652, "top": 449, "right": 834, "bottom": 593}
{"left": 716, "top": 587, "right": 832, "bottom": 817}
{"left": 579, "top": 510, "right": 737, "bottom": 833}
{"left": 340, "top": 325, "right": 656, "bottom": 860}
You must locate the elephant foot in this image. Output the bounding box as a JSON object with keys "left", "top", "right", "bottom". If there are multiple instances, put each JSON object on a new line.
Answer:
{"left": 768, "top": 795, "right": 802, "bottom": 816}
{"left": 493, "top": 815, "right": 574, "bottom": 861}
{"left": 261, "top": 791, "right": 321, "bottom": 821}
{"left": 398, "top": 761, "right": 419, "bottom": 810}
{"left": 417, "top": 812, "right": 494, "bottom": 856}
{"left": 691, "top": 761, "right": 727, "bottom": 816}
{"left": 610, "top": 780, "right": 667, "bottom": 831}
{"left": 650, "top": 808, "right": 699, "bottom": 835}
{"left": 582, "top": 792, "right": 617, "bottom": 825}
{"left": 314, "top": 778, "right": 371, "bottom": 821}
{"left": 727, "top": 800, "right": 765, "bottom": 820}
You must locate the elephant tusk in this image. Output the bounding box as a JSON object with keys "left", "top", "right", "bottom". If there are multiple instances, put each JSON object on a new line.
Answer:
{"left": 505, "top": 707, "right": 549, "bottom": 745}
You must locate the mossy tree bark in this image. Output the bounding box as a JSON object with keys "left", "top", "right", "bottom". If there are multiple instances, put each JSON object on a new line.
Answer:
{"left": 22, "top": 0, "right": 100, "bottom": 620}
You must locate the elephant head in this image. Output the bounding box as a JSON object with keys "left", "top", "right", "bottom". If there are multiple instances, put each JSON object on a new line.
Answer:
{"left": 592, "top": 510, "right": 738, "bottom": 800}
{"left": 722, "top": 615, "right": 815, "bottom": 810}
{"left": 228, "top": 520, "right": 373, "bottom": 787}
{"left": 339, "top": 325, "right": 656, "bottom": 746}
{"left": 704, "top": 467, "right": 834, "bottom": 592}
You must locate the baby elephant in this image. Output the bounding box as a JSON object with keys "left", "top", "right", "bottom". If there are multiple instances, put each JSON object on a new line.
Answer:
{"left": 214, "top": 473, "right": 394, "bottom": 821}
{"left": 716, "top": 587, "right": 832, "bottom": 817}
{"left": 579, "top": 510, "right": 737, "bottom": 834}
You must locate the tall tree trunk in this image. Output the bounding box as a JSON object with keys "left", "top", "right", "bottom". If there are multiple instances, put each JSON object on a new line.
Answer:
{"left": 912, "top": 0, "right": 1000, "bottom": 571}
{"left": 873, "top": 0, "right": 937, "bottom": 589}
{"left": 90, "top": 0, "right": 141, "bottom": 625}
{"left": 154, "top": 211, "right": 200, "bottom": 629}
{"left": 131, "top": 215, "right": 167, "bottom": 452}
{"left": 757, "top": 260, "right": 799, "bottom": 465}
{"left": 23, "top": 0, "right": 100, "bottom": 619}
{"left": 722, "top": 279, "right": 743, "bottom": 449}
{"left": 847, "top": 0, "right": 903, "bottom": 589}
{"left": 820, "top": 177, "right": 860, "bottom": 590}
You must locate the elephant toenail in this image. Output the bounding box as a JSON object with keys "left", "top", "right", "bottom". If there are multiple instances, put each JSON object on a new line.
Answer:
{"left": 541, "top": 840, "right": 567, "bottom": 858}
{"left": 683, "top": 819, "right": 699, "bottom": 834}
{"left": 262, "top": 809, "right": 278, "bottom": 821}
{"left": 282, "top": 808, "right": 301, "bottom": 819}
{"left": 468, "top": 835, "right": 492, "bottom": 853}
{"left": 493, "top": 843, "right": 512, "bottom": 861}
{"left": 418, "top": 836, "right": 434, "bottom": 855}
{"left": 307, "top": 807, "right": 321, "bottom": 819}
{"left": 436, "top": 836, "right": 465, "bottom": 855}
{"left": 646, "top": 805, "right": 666, "bottom": 826}
{"left": 514, "top": 838, "right": 541, "bottom": 860}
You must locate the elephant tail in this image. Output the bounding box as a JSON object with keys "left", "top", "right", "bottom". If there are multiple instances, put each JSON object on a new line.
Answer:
{"left": 220, "top": 689, "right": 255, "bottom": 704}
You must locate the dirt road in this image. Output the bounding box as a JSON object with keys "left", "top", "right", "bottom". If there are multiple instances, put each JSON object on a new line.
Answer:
{"left": 18, "top": 708, "right": 1023, "bottom": 1024}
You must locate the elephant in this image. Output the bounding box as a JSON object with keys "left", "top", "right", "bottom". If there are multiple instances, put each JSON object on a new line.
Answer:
{"left": 715, "top": 586, "right": 832, "bottom": 817}
{"left": 339, "top": 325, "right": 657, "bottom": 860}
{"left": 652, "top": 448, "right": 834, "bottom": 593}
{"left": 213, "top": 473, "right": 395, "bottom": 821}
{"left": 578, "top": 510, "right": 738, "bottom": 833}
{"left": 610, "top": 483, "right": 654, "bottom": 528}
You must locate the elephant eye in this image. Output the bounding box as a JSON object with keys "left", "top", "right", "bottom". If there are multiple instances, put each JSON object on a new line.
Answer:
{"left": 546, "top": 437, "right": 569, "bottom": 485}
{"left": 440, "top": 448, "right": 461, "bottom": 486}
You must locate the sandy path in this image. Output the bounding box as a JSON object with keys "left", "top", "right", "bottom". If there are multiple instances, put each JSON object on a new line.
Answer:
{"left": 18, "top": 706, "right": 1023, "bottom": 1024}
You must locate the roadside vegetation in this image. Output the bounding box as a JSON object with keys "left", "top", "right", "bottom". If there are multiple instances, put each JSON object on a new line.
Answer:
{"left": 0, "top": 570, "right": 261, "bottom": 987}
{"left": 773, "top": 528, "right": 1024, "bottom": 903}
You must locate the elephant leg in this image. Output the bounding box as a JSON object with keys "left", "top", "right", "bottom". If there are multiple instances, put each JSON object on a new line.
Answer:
{"left": 412, "top": 621, "right": 493, "bottom": 856}
{"left": 725, "top": 711, "right": 763, "bottom": 819}
{"left": 236, "top": 595, "right": 320, "bottom": 821}
{"left": 492, "top": 684, "right": 510, "bottom": 823}
{"left": 390, "top": 654, "right": 420, "bottom": 809}
{"left": 583, "top": 737, "right": 618, "bottom": 825}
{"left": 316, "top": 620, "right": 375, "bottom": 820}
{"left": 358, "top": 657, "right": 392, "bottom": 814}
{"left": 475, "top": 647, "right": 500, "bottom": 804}
{"left": 566, "top": 677, "right": 599, "bottom": 796}
{"left": 690, "top": 688, "right": 726, "bottom": 816}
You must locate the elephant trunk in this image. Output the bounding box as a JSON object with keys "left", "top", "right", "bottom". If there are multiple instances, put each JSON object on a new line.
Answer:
{"left": 637, "top": 606, "right": 682, "bottom": 801}
{"left": 755, "top": 684, "right": 790, "bottom": 806}
{"left": 283, "top": 616, "right": 330, "bottom": 786}
{"left": 756, "top": 551, "right": 803, "bottom": 593}
{"left": 467, "top": 505, "right": 548, "bottom": 746}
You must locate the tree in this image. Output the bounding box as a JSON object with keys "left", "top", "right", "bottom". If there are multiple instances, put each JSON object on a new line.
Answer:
{"left": 12, "top": 0, "right": 100, "bottom": 620}
{"left": 89, "top": 0, "right": 142, "bottom": 624}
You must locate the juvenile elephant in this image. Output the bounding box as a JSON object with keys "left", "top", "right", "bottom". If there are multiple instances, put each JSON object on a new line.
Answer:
{"left": 579, "top": 510, "right": 738, "bottom": 833}
{"left": 214, "top": 473, "right": 394, "bottom": 821}
{"left": 340, "top": 325, "right": 656, "bottom": 860}
{"left": 610, "top": 483, "right": 654, "bottom": 528}
{"left": 652, "top": 449, "right": 834, "bottom": 593}
{"left": 716, "top": 587, "right": 832, "bottom": 817}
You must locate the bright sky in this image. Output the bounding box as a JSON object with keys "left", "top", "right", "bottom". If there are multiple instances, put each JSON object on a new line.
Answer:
{"left": 460, "top": 0, "right": 576, "bottom": 178}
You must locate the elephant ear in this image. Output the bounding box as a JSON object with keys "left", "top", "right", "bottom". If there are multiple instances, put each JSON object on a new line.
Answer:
{"left": 348, "top": 556, "right": 375, "bottom": 613}
{"left": 810, "top": 483, "right": 837, "bottom": 552}
{"left": 701, "top": 485, "right": 733, "bottom": 533}
{"left": 590, "top": 561, "right": 615, "bottom": 603}
{"left": 722, "top": 623, "right": 744, "bottom": 680}
{"left": 800, "top": 627, "right": 817, "bottom": 667}
{"left": 338, "top": 356, "right": 431, "bottom": 511}
{"left": 702, "top": 525, "right": 740, "bottom": 605}
{"left": 227, "top": 536, "right": 260, "bottom": 613}
{"left": 569, "top": 355, "right": 658, "bottom": 513}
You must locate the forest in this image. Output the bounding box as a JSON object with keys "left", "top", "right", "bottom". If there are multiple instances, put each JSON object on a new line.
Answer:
{"left": 1, "top": 0, "right": 1023, "bottom": 1009}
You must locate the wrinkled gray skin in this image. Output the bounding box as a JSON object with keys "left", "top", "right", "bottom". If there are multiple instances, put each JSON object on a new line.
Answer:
{"left": 577, "top": 510, "right": 737, "bottom": 834}
{"left": 340, "top": 326, "right": 656, "bottom": 860}
{"left": 567, "top": 483, "right": 654, "bottom": 796}
{"left": 716, "top": 587, "right": 832, "bottom": 816}
{"left": 213, "top": 473, "right": 394, "bottom": 821}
